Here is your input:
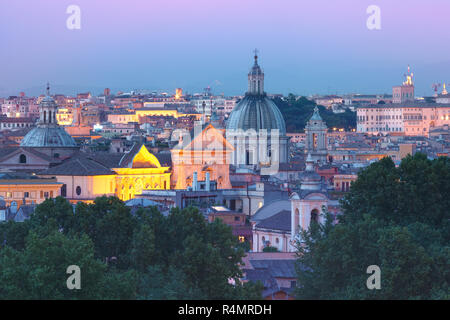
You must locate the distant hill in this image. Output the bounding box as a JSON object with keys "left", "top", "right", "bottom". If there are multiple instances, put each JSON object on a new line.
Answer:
{"left": 272, "top": 95, "right": 356, "bottom": 132}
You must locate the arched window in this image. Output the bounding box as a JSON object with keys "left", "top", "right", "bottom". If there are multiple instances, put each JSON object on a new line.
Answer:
{"left": 311, "top": 209, "right": 319, "bottom": 224}
{"left": 76, "top": 186, "right": 82, "bottom": 196}
{"left": 61, "top": 184, "right": 67, "bottom": 197}
{"left": 19, "top": 154, "right": 27, "bottom": 164}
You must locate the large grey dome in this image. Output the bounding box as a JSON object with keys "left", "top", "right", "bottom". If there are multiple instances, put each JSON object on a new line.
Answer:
{"left": 21, "top": 126, "right": 77, "bottom": 148}
{"left": 226, "top": 94, "right": 286, "bottom": 135}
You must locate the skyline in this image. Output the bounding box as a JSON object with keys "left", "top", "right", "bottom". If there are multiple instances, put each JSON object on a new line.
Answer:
{"left": 1, "top": 0, "right": 450, "bottom": 97}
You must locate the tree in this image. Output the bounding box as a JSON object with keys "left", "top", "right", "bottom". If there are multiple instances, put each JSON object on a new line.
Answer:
{"left": 263, "top": 246, "right": 278, "bottom": 252}
{"left": 70, "top": 196, "right": 136, "bottom": 264}
{"left": 0, "top": 196, "right": 261, "bottom": 300}
{"left": 0, "top": 231, "right": 106, "bottom": 299}
{"left": 295, "top": 154, "right": 450, "bottom": 299}
{"left": 273, "top": 96, "right": 356, "bottom": 132}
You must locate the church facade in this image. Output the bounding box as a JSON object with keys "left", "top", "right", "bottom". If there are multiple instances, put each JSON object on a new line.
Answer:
{"left": 171, "top": 123, "right": 233, "bottom": 190}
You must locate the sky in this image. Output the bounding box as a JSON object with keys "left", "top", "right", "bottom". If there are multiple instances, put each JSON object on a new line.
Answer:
{"left": 0, "top": 0, "right": 449, "bottom": 97}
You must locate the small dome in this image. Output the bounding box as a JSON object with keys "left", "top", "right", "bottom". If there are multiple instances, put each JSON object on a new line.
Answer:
{"left": 310, "top": 106, "right": 323, "bottom": 121}
{"left": 226, "top": 95, "right": 286, "bottom": 135}
{"left": 20, "top": 127, "right": 77, "bottom": 148}
{"left": 300, "top": 153, "right": 321, "bottom": 190}
{"left": 40, "top": 95, "right": 57, "bottom": 105}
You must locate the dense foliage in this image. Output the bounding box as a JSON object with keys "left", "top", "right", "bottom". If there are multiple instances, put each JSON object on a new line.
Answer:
{"left": 0, "top": 197, "right": 261, "bottom": 299}
{"left": 273, "top": 95, "right": 356, "bottom": 132}
{"left": 295, "top": 154, "right": 450, "bottom": 299}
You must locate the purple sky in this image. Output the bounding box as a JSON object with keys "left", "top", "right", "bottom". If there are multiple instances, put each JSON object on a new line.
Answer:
{"left": 0, "top": 0, "right": 449, "bottom": 97}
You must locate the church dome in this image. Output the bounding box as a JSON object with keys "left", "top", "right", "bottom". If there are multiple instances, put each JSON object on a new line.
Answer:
{"left": 21, "top": 126, "right": 77, "bottom": 148}
{"left": 226, "top": 52, "right": 286, "bottom": 135}
{"left": 20, "top": 83, "right": 77, "bottom": 148}
{"left": 226, "top": 95, "right": 286, "bottom": 135}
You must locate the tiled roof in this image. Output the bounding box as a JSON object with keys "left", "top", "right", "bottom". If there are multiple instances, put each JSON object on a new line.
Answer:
{"left": 89, "top": 153, "right": 124, "bottom": 168}
{"left": 155, "top": 152, "right": 172, "bottom": 167}
{"left": 39, "top": 153, "right": 115, "bottom": 176}
{"left": 250, "top": 259, "right": 298, "bottom": 278}
{"left": 252, "top": 199, "right": 291, "bottom": 222}
{"left": 255, "top": 210, "right": 291, "bottom": 232}
{"left": 119, "top": 143, "right": 143, "bottom": 167}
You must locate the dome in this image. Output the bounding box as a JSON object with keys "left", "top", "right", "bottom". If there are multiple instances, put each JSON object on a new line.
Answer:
{"left": 20, "top": 126, "right": 77, "bottom": 148}
{"left": 309, "top": 106, "right": 323, "bottom": 121}
{"left": 20, "top": 82, "right": 77, "bottom": 148}
{"left": 226, "top": 94, "right": 286, "bottom": 135}
{"left": 300, "top": 154, "right": 321, "bottom": 190}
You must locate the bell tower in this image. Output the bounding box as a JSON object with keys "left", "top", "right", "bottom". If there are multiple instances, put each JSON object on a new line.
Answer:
{"left": 305, "top": 107, "right": 328, "bottom": 164}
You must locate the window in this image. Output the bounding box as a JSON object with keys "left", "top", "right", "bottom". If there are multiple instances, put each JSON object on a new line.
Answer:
{"left": 311, "top": 209, "right": 319, "bottom": 223}
{"left": 44, "top": 192, "right": 49, "bottom": 199}
{"left": 234, "top": 216, "right": 240, "bottom": 222}
{"left": 24, "top": 192, "right": 29, "bottom": 198}
{"left": 61, "top": 184, "right": 67, "bottom": 197}
{"left": 19, "top": 154, "right": 27, "bottom": 164}
{"left": 76, "top": 186, "right": 82, "bottom": 196}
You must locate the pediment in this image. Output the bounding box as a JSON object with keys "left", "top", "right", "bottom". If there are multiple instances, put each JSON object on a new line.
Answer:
{"left": 0, "top": 148, "right": 51, "bottom": 165}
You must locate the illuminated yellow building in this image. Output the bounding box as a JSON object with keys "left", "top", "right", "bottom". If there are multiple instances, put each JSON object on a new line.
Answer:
{"left": 39, "top": 144, "right": 171, "bottom": 203}
{"left": 56, "top": 107, "right": 74, "bottom": 126}
{"left": 113, "top": 144, "right": 171, "bottom": 201}
{"left": 107, "top": 109, "right": 202, "bottom": 124}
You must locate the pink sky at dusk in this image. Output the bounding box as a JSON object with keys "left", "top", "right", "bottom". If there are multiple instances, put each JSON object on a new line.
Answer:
{"left": 0, "top": 0, "right": 449, "bottom": 96}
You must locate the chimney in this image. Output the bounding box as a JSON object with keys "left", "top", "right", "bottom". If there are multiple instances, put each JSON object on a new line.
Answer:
{"left": 205, "top": 172, "right": 210, "bottom": 192}
{"left": 192, "top": 172, "right": 198, "bottom": 191}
